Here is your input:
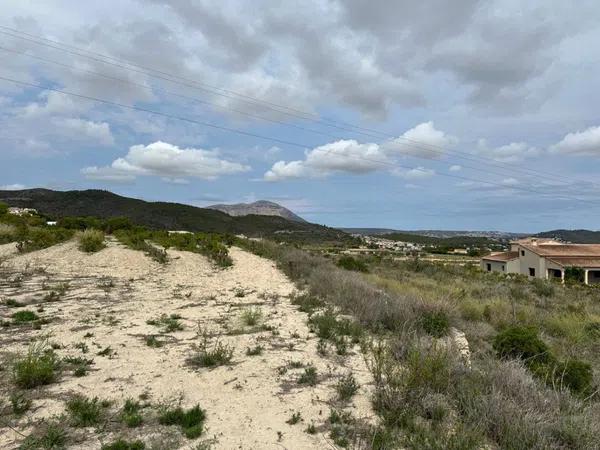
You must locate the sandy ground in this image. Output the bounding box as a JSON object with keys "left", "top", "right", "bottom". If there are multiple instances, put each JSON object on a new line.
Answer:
{"left": 0, "top": 238, "right": 375, "bottom": 449}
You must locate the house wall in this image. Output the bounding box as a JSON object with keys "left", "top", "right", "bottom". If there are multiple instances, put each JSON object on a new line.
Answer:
{"left": 481, "top": 259, "right": 509, "bottom": 273}
{"left": 515, "top": 244, "right": 546, "bottom": 278}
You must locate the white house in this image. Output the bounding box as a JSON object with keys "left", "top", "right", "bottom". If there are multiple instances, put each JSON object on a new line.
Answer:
{"left": 481, "top": 238, "right": 600, "bottom": 284}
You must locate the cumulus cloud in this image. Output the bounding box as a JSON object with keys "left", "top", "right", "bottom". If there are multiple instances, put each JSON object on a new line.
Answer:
{"left": 382, "top": 122, "right": 458, "bottom": 159}
{"left": 392, "top": 166, "right": 436, "bottom": 180}
{"left": 82, "top": 141, "right": 250, "bottom": 182}
{"left": 265, "top": 122, "right": 455, "bottom": 181}
{"left": 549, "top": 125, "right": 600, "bottom": 156}
{"left": 60, "top": 118, "right": 114, "bottom": 146}
{"left": 476, "top": 139, "right": 540, "bottom": 163}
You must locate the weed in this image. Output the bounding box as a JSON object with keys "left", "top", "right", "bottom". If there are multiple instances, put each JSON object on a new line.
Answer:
{"left": 19, "top": 421, "right": 67, "bottom": 449}
{"left": 337, "top": 256, "right": 369, "bottom": 272}
{"left": 246, "top": 345, "right": 264, "bottom": 356}
{"left": 158, "top": 404, "right": 206, "bottom": 438}
{"left": 291, "top": 293, "right": 324, "bottom": 314}
{"left": 317, "top": 339, "right": 328, "bottom": 356}
{"left": 101, "top": 439, "right": 145, "bottom": 450}
{"left": 189, "top": 337, "right": 234, "bottom": 368}
{"left": 13, "top": 342, "right": 59, "bottom": 388}
{"left": 145, "top": 335, "right": 164, "bottom": 348}
{"left": 420, "top": 310, "right": 450, "bottom": 337}
{"left": 74, "top": 342, "right": 89, "bottom": 353}
{"left": 78, "top": 229, "right": 105, "bottom": 253}
{"left": 97, "top": 346, "right": 113, "bottom": 357}
{"left": 121, "top": 398, "right": 143, "bottom": 428}
{"left": 4, "top": 298, "right": 24, "bottom": 307}
{"left": 10, "top": 391, "right": 32, "bottom": 415}
{"left": 12, "top": 310, "right": 39, "bottom": 323}
{"left": 336, "top": 373, "right": 359, "bottom": 401}
{"left": 297, "top": 366, "right": 318, "bottom": 386}
{"left": 147, "top": 314, "right": 184, "bottom": 333}
{"left": 286, "top": 411, "right": 302, "bottom": 425}
{"left": 240, "top": 307, "right": 262, "bottom": 326}
{"left": 306, "top": 423, "right": 317, "bottom": 434}
{"left": 66, "top": 395, "right": 104, "bottom": 427}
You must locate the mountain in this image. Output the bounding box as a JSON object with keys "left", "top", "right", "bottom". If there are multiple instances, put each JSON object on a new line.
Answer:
{"left": 0, "top": 189, "right": 352, "bottom": 245}
{"left": 207, "top": 200, "right": 306, "bottom": 222}
{"left": 535, "top": 229, "right": 600, "bottom": 244}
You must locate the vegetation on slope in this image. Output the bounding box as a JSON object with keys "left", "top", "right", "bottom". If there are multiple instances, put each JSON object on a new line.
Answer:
{"left": 236, "top": 237, "right": 600, "bottom": 449}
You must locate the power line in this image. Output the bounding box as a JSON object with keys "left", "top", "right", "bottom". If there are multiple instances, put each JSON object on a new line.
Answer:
{"left": 0, "top": 25, "right": 590, "bottom": 187}
{"left": 2, "top": 45, "right": 587, "bottom": 187}
{"left": 0, "top": 74, "right": 596, "bottom": 206}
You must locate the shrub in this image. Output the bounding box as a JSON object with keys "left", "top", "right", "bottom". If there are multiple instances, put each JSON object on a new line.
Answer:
{"left": 10, "top": 391, "right": 32, "bottom": 415}
{"left": 66, "top": 395, "right": 104, "bottom": 427}
{"left": 78, "top": 229, "right": 105, "bottom": 253}
{"left": 121, "top": 399, "right": 143, "bottom": 427}
{"left": 101, "top": 439, "right": 145, "bottom": 450}
{"left": 246, "top": 345, "right": 264, "bottom": 356}
{"left": 291, "top": 293, "right": 324, "bottom": 314}
{"left": 19, "top": 421, "right": 67, "bottom": 449}
{"left": 336, "top": 256, "right": 368, "bottom": 272}
{"left": 531, "top": 278, "right": 555, "bottom": 297}
{"left": 16, "top": 226, "right": 73, "bottom": 253}
{"left": 420, "top": 310, "right": 450, "bottom": 338}
{"left": 158, "top": 404, "right": 206, "bottom": 439}
{"left": 146, "top": 314, "right": 184, "bottom": 333}
{"left": 188, "top": 339, "right": 234, "bottom": 368}
{"left": 336, "top": 373, "right": 359, "bottom": 401}
{"left": 554, "top": 359, "right": 594, "bottom": 395}
{"left": 298, "top": 366, "right": 318, "bottom": 386}
{"left": 0, "top": 223, "right": 16, "bottom": 244}
{"left": 13, "top": 342, "right": 59, "bottom": 388}
{"left": 240, "top": 307, "right": 262, "bottom": 326}
{"left": 493, "top": 325, "right": 551, "bottom": 365}
{"left": 12, "top": 310, "right": 39, "bottom": 323}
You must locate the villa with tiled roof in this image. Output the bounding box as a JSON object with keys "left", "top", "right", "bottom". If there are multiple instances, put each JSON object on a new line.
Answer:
{"left": 480, "top": 238, "right": 600, "bottom": 284}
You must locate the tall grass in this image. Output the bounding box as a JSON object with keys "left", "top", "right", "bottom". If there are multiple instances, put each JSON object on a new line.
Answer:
{"left": 78, "top": 229, "right": 106, "bottom": 253}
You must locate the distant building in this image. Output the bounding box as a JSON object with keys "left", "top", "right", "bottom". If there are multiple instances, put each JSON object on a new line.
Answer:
{"left": 481, "top": 238, "right": 600, "bottom": 284}
{"left": 8, "top": 207, "right": 37, "bottom": 216}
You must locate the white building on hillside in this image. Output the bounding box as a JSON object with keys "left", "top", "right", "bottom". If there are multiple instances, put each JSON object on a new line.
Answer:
{"left": 481, "top": 238, "right": 600, "bottom": 284}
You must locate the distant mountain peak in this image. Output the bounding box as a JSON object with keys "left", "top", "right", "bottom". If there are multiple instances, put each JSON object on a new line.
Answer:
{"left": 207, "top": 200, "right": 306, "bottom": 222}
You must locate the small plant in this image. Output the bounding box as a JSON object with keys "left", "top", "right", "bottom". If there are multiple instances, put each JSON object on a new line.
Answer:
{"left": 234, "top": 289, "right": 246, "bottom": 298}
{"left": 19, "top": 421, "right": 67, "bottom": 449}
{"left": 240, "top": 307, "right": 262, "bottom": 326}
{"left": 121, "top": 398, "right": 143, "bottom": 428}
{"left": 75, "top": 342, "right": 89, "bottom": 353}
{"left": 317, "top": 339, "right": 328, "bottom": 356}
{"left": 158, "top": 404, "right": 206, "bottom": 439}
{"left": 97, "top": 346, "right": 114, "bottom": 357}
{"left": 297, "top": 365, "right": 318, "bottom": 386}
{"left": 246, "top": 345, "right": 264, "bottom": 356}
{"left": 101, "top": 439, "right": 146, "bottom": 450}
{"left": 10, "top": 391, "right": 32, "bottom": 415}
{"left": 13, "top": 342, "right": 59, "bottom": 388}
{"left": 145, "top": 335, "right": 164, "bottom": 348}
{"left": 336, "top": 256, "right": 369, "bottom": 272}
{"left": 78, "top": 229, "right": 106, "bottom": 253}
{"left": 12, "top": 309, "right": 39, "bottom": 323}
{"left": 66, "top": 395, "right": 104, "bottom": 427}
{"left": 189, "top": 337, "right": 234, "bottom": 368}
{"left": 420, "top": 309, "right": 450, "bottom": 338}
{"left": 147, "top": 314, "right": 184, "bottom": 333}
{"left": 336, "top": 373, "right": 359, "bottom": 401}
{"left": 4, "top": 298, "right": 24, "bottom": 307}
{"left": 286, "top": 411, "right": 302, "bottom": 425}
{"left": 335, "top": 336, "right": 348, "bottom": 355}
{"left": 306, "top": 423, "right": 317, "bottom": 434}
{"left": 291, "top": 293, "right": 324, "bottom": 314}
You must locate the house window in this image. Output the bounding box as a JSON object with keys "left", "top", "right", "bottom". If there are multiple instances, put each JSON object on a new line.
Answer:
{"left": 521, "top": 250, "right": 525, "bottom": 256}
{"left": 502, "top": 265, "right": 505, "bottom": 271}
{"left": 486, "top": 263, "right": 491, "bottom": 272}
{"left": 529, "top": 267, "right": 536, "bottom": 277}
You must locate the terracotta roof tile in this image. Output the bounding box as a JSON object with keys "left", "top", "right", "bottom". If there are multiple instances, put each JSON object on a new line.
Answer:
{"left": 482, "top": 251, "right": 518, "bottom": 262}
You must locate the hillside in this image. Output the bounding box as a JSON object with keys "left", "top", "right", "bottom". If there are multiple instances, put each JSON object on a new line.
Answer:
{"left": 0, "top": 189, "right": 350, "bottom": 245}
{"left": 208, "top": 200, "right": 306, "bottom": 222}
{"left": 342, "top": 228, "right": 525, "bottom": 239}
{"left": 535, "top": 229, "right": 600, "bottom": 243}
{"left": 379, "top": 231, "right": 503, "bottom": 248}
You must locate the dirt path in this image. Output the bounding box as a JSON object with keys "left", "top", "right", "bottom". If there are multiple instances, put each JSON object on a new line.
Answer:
{"left": 0, "top": 239, "right": 374, "bottom": 449}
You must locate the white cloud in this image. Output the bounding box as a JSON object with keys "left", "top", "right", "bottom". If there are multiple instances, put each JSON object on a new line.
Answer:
{"left": 81, "top": 141, "right": 250, "bottom": 182}
{"left": 449, "top": 164, "right": 462, "bottom": 172}
{"left": 264, "top": 139, "right": 386, "bottom": 181}
{"left": 382, "top": 122, "right": 458, "bottom": 159}
{"left": 60, "top": 118, "right": 114, "bottom": 146}
{"left": 476, "top": 139, "right": 540, "bottom": 163}
{"left": 392, "top": 166, "right": 436, "bottom": 180}
{"left": 549, "top": 125, "right": 600, "bottom": 156}
{"left": 0, "top": 183, "right": 26, "bottom": 190}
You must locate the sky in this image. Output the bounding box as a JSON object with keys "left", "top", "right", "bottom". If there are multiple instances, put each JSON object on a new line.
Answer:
{"left": 1, "top": 1, "right": 600, "bottom": 232}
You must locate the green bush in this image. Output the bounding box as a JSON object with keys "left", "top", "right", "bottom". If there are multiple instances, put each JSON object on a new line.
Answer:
{"left": 158, "top": 404, "right": 206, "bottom": 439}
{"left": 493, "top": 325, "right": 551, "bottom": 364}
{"left": 66, "top": 395, "right": 103, "bottom": 427}
{"left": 121, "top": 399, "right": 143, "bottom": 427}
{"left": 78, "top": 229, "right": 105, "bottom": 253}
{"left": 336, "top": 256, "right": 368, "bottom": 272}
{"left": 420, "top": 310, "right": 450, "bottom": 337}
{"left": 19, "top": 421, "right": 67, "bottom": 449}
{"left": 188, "top": 340, "right": 234, "bottom": 368}
{"left": 554, "top": 359, "right": 594, "bottom": 395}
{"left": 101, "top": 439, "right": 145, "bottom": 450}
{"left": 12, "top": 310, "right": 39, "bottom": 323}
{"left": 15, "top": 226, "right": 74, "bottom": 253}
{"left": 13, "top": 342, "right": 59, "bottom": 388}
{"left": 0, "top": 223, "right": 16, "bottom": 243}
{"left": 0, "top": 201, "right": 8, "bottom": 215}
